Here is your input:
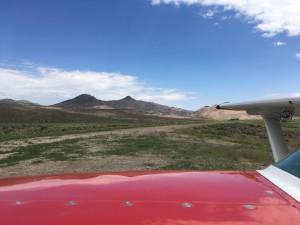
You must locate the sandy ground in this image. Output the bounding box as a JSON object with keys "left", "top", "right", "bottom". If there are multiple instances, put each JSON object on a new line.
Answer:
{"left": 0, "top": 124, "right": 203, "bottom": 178}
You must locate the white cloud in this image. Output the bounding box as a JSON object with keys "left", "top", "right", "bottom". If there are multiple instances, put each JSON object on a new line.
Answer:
{"left": 199, "top": 9, "right": 216, "bottom": 19}
{"left": 296, "top": 53, "right": 300, "bottom": 58}
{"left": 151, "top": 0, "right": 300, "bottom": 37}
{"left": 261, "top": 92, "right": 300, "bottom": 100}
{"left": 21, "top": 60, "right": 35, "bottom": 66}
{"left": 221, "top": 15, "right": 231, "bottom": 21}
{"left": 273, "top": 41, "right": 287, "bottom": 46}
{"left": 0, "top": 63, "right": 195, "bottom": 107}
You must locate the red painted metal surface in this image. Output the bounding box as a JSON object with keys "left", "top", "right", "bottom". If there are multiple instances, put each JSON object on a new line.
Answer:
{"left": 0, "top": 171, "right": 299, "bottom": 225}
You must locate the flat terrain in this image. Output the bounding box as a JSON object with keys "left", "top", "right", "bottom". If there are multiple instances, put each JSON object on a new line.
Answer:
{"left": 1, "top": 119, "right": 300, "bottom": 178}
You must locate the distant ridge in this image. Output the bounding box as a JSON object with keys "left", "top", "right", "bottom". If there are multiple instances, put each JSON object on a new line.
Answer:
{"left": 105, "top": 96, "right": 191, "bottom": 116}
{"left": 0, "top": 98, "right": 39, "bottom": 106}
{"left": 52, "top": 94, "right": 192, "bottom": 117}
{"left": 0, "top": 95, "right": 259, "bottom": 120}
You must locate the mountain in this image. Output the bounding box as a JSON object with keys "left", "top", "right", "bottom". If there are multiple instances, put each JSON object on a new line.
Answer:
{"left": 0, "top": 95, "right": 260, "bottom": 120}
{"left": 52, "top": 94, "right": 112, "bottom": 109}
{"left": 0, "top": 98, "right": 39, "bottom": 106}
{"left": 53, "top": 94, "right": 192, "bottom": 117}
{"left": 0, "top": 97, "right": 193, "bottom": 123}
{"left": 52, "top": 94, "right": 259, "bottom": 119}
{"left": 105, "top": 96, "right": 191, "bottom": 117}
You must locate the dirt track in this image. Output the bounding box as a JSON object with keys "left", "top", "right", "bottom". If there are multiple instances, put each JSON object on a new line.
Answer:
{"left": 0, "top": 124, "right": 202, "bottom": 178}
{"left": 0, "top": 124, "right": 201, "bottom": 152}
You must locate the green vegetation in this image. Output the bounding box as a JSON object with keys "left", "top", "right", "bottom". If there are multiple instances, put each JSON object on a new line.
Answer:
{"left": 0, "top": 104, "right": 200, "bottom": 142}
{"left": 168, "top": 122, "right": 271, "bottom": 170}
{"left": 94, "top": 122, "right": 276, "bottom": 170}
{"left": 101, "top": 132, "right": 170, "bottom": 157}
{"left": 0, "top": 138, "right": 88, "bottom": 166}
{"left": 0, "top": 118, "right": 198, "bottom": 142}
{"left": 1, "top": 119, "right": 300, "bottom": 174}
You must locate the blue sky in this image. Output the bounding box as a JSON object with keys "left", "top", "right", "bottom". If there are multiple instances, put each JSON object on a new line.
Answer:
{"left": 0, "top": 0, "right": 300, "bottom": 110}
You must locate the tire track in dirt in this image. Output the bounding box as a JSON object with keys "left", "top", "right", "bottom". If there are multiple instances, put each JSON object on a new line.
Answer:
{"left": 0, "top": 124, "right": 203, "bottom": 152}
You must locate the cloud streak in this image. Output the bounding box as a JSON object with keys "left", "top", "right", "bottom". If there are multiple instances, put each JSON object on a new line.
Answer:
{"left": 273, "top": 41, "right": 286, "bottom": 46}
{"left": 0, "top": 63, "right": 195, "bottom": 107}
{"left": 151, "top": 0, "right": 300, "bottom": 37}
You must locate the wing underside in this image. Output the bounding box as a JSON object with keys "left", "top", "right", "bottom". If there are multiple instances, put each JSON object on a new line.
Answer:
{"left": 217, "top": 97, "right": 300, "bottom": 118}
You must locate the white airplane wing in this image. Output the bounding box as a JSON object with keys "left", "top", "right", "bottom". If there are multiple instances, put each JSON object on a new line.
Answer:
{"left": 217, "top": 97, "right": 300, "bottom": 118}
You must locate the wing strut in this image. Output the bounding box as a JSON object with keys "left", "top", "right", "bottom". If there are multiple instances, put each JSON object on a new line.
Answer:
{"left": 262, "top": 116, "right": 289, "bottom": 162}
